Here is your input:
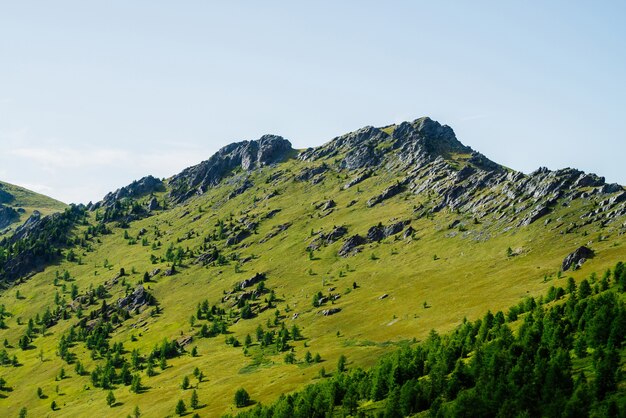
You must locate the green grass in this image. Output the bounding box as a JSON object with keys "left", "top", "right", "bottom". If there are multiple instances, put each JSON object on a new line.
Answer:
{"left": 0, "top": 156, "right": 624, "bottom": 417}
{"left": 0, "top": 180, "right": 67, "bottom": 231}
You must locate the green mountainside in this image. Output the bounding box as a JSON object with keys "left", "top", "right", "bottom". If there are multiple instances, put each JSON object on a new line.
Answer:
{"left": 0, "top": 180, "right": 67, "bottom": 233}
{"left": 0, "top": 117, "right": 625, "bottom": 417}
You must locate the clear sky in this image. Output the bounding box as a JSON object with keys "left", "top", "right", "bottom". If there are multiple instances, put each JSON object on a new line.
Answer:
{"left": 1, "top": 1, "right": 624, "bottom": 204}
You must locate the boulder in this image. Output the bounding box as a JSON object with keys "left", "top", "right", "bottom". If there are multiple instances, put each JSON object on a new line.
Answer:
{"left": 343, "top": 171, "right": 372, "bottom": 190}
{"left": 367, "top": 224, "right": 385, "bottom": 242}
{"left": 147, "top": 197, "right": 160, "bottom": 211}
{"left": 338, "top": 234, "right": 367, "bottom": 257}
{"left": 562, "top": 246, "right": 594, "bottom": 271}
{"left": 240, "top": 273, "right": 266, "bottom": 290}
{"left": 322, "top": 308, "right": 341, "bottom": 316}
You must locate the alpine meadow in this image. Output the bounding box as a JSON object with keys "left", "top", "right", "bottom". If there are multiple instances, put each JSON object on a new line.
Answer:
{"left": 0, "top": 117, "right": 625, "bottom": 417}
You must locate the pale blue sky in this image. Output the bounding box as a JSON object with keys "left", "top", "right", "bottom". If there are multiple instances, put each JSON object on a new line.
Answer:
{"left": 1, "top": 1, "right": 624, "bottom": 204}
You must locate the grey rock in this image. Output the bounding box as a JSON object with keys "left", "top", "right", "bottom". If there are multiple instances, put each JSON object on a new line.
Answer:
{"left": 226, "top": 229, "right": 251, "bottom": 246}
{"left": 229, "top": 178, "right": 253, "bottom": 199}
{"left": 562, "top": 246, "right": 594, "bottom": 271}
{"left": 169, "top": 135, "right": 292, "bottom": 202}
{"left": 315, "top": 200, "right": 336, "bottom": 211}
{"left": 307, "top": 225, "right": 348, "bottom": 250}
{"left": 147, "top": 197, "right": 160, "bottom": 211}
{"left": 95, "top": 175, "right": 164, "bottom": 209}
{"left": 117, "top": 285, "right": 150, "bottom": 310}
{"left": 338, "top": 234, "right": 367, "bottom": 257}
{"left": 343, "top": 171, "right": 372, "bottom": 190}
{"left": 239, "top": 273, "right": 266, "bottom": 290}
{"left": 518, "top": 205, "right": 551, "bottom": 227}
{"left": 295, "top": 164, "right": 328, "bottom": 182}
{"left": 260, "top": 222, "right": 292, "bottom": 243}
{"left": 367, "top": 224, "right": 385, "bottom": 242}
{"left": 196, "top": 249, "right": 219, "bottom": 265}
{"left": 263, "top": 209, "right": 282, "bottom": 219}
{"left": 322, "top": 308, "right": 341, "bottom": 316}
{"left": 367, "top": 183, "right": 405, "bottom": 207}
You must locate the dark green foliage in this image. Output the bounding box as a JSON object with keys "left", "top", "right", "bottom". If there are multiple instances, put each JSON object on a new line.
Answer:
{"left": 106, "top": 390, "right": 116, "bottom": 407}
{"left": 191, "top": 389, "right": 199, "bottom": 409}
{"left": 235, "top": 388, "right": 251, "bottom": 408}
{"left": 175, "top": 399, "right": 186, "bottom": 415}
{"left": 0, "top": 205, "right": 89, "bottom": 284}
{"left": 231, "top": 263, "right": 626, "bottom": 418}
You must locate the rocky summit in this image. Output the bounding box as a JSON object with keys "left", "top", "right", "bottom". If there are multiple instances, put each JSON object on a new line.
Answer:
{"left": 1, "top": 118, "right": 625, "bottom": 417}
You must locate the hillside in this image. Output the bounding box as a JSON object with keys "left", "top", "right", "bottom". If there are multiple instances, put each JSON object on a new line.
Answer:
{"left": 0, "top": 180, "right": 67, "bottom": 233}
{"left": 0, "top": 117, "right": 625, "bottom": 417}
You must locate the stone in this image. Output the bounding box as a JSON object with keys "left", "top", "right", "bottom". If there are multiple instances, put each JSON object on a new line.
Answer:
{"left": 239, "top": 273, "right": 266, "bottom": 290}
{"left": 562, "top": 246, "right": 595, "bottom": 271}
{"left": 147, "top": 197, "right": 160, "bottom": 211}
{"left": 169, "top": 135, "right": 292, "bottom": 202}
{"left": 338, "top": 234, "right": 367, "bottom": 257}
{"left": 295, "top": 164, "right": 328, "bottom": 182}
{"left": 343, "top": 171, "right": 372, "bottom": 190}
{"left": 367, "top": 183, "right": 405, "bottom": 207}
{"left": 322, "top": 308, "right": 341, "bottom": 316}
{"left": 96, "top": 175, "right": 164, "bottom": 209}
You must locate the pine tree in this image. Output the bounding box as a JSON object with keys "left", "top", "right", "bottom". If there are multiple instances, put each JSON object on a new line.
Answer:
{"left": 190, "top": 389, "right": 199, "bottom": 409}
{"left": 337, "top": 354, "right": 347, "bottom": 373}
{"left": 234, "top": 388, "right": 250, "bottom": 407}
{"left": 175, "top": 399, "right": 186, "bottom": 416}
{"left": 106, "top": 390, "right": 116, "bottom": 407}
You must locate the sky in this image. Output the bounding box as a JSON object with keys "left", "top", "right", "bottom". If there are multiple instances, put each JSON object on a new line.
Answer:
{"left": 1, "top": 1, "right": 625, "bottom": 204}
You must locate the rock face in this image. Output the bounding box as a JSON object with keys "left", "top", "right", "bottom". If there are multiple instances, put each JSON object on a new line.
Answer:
{"left": 367, "top": 183, "right": 405, "bottom": 207}
{"left": 239, "top": 273, "right": 267, "bottom": 290}
{"left": 562, "top": 246, "right": 595, "bottom": 271}
{"left": 93, "top": 175, "right": 165, "bottom": 209}
{"left": 308, "top": 225, "right": 348, "bottom": 250}
{"left": 169, "top": 135, "right": 292, "bottom": 202}
{"left": 338, "top": 235, "right": 367, "bottom": 257}
{"left": 117, "top": 285, "right": 152, "bottom": 311}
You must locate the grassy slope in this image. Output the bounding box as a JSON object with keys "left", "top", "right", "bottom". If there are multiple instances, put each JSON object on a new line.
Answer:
{"left": 0, "top": 180, "right": 67, "bottom": 230}
{"left": 0, "top": 158, "right": 625, "bottom": 417}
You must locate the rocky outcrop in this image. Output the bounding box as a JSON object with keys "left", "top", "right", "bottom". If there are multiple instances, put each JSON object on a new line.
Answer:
{"left": 338, "top": 234, "right": 367, "bottom": 257}
{"left": 147, "top": 197, "right": 160, "bottom": 211}
{"left": 228, "top": 178, "right": 254, "bottom": 199}
{"left": 295, "top": 164, "right": 329, "bottom": 182}
{"left": 562, "top": 246, "right": 595, "bottom": 271}
{"left": 308, "top": 225, "right": 348, "bottom": 250}
{"left": 260, "top": 222, "right": 292, "bottom": 244}
{"left": 367, "top": 221, "right": 410, "bottom": 242}
{"left": 93, "top": 175, "right": 164, "bottom": 209}
{"left": 239, "top": 273, "right": 266, "bottom": 290}
{"left": 343, "top": 171, "right": 372, "bottom": 190}
{"left": 169, "top": 135, "right": 293, "bottom": 202}
{"left": 367, "top": 183, "right": 405, "bottom": 207}
{"left": 117, "top": 285, "right": 154, "bottom": 311}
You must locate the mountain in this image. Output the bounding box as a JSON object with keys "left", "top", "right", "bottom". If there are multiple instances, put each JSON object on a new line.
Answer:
{"left": 0, "top": 180, "right": 67, "bottom": 232}
{"left": 0, "top": 118, "right": 625, "bottom": 417}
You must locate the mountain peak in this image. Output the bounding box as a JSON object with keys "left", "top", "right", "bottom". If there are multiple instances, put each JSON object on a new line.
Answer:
{"left": 299, "top": 117, "right": 498, "bottom": 173}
